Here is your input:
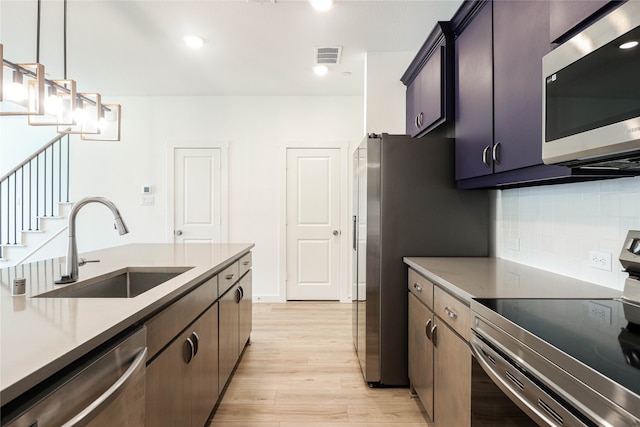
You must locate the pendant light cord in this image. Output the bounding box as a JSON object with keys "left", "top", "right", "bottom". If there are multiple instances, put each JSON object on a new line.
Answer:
{"left": 36, "top": 0, "right": 41, "bottom": 63}
{"left": 64, "top": 0, "right": 68, "bottom": 79}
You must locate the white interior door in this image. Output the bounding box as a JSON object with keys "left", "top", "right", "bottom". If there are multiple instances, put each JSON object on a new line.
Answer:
{"left": 174, "top": 148, "right": 222, "bottom": 243}
{"left": 286, "top": 148, "right": 341, "bottom": 300}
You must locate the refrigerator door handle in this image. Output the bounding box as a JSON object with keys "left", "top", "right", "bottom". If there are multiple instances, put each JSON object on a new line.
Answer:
{"left": 352, "top": 215, "right": 357, "bottom": 251}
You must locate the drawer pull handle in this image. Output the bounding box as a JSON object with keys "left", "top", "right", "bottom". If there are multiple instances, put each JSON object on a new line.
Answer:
{"left": 243, "top": 260, "right": 250, "bottom": 266}
{"left": 444, "top": 307, "right": 457, "bottom": 319}
{"left": 413, "top": 283, "right": 422, "bottom": 292}
{"left": 226, "top": 274, "right": 234, "bottom": 280}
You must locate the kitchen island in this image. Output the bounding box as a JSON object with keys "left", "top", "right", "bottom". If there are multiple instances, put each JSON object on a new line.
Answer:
{"left": 0, "top": 243, "right": 254, "bottom": 407}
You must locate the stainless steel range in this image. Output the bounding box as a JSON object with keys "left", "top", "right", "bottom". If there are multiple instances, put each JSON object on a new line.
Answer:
{"left": 470, "top": 230, "right": 640, "bottom": 427}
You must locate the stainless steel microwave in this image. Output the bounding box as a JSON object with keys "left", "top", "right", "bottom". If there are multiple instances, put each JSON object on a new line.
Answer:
{"left": 542, "top": 0, "right": 640, "bottom": 169}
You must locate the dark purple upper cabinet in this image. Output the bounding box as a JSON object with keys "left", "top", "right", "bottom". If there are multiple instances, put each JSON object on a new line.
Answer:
{"left": 550, "top": 0, "right": 621, "bottom": 44}
{"left": 454, "top": 1, "right": 493, "bottom": 181}
{"left": 454, "top": 0, "right": 552, "bottom": 181}
{"left": 401, "top": 22, "right": 454, "bottom": 137}
{"left": 493, "top": 0, "right": 551, "bottom": 174}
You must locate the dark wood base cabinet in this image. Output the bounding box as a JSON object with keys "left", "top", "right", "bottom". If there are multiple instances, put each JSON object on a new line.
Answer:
{"left": 408, "top": 267, "right": 538, "bottom": 426}
{"left": 145, "top": 251, "right": 252, "bottom": 427}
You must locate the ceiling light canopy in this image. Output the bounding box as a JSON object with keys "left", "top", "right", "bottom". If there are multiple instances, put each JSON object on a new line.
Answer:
{"left": 184, "top": 35, "right": 205, "bottom": 49}
{"left": 309, "top": 0, "right": 333, "bottom": 12}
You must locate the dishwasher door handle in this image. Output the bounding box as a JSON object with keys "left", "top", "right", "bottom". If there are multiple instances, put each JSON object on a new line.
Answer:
{"left": 61, "top": 346, "right": 147, "bottom": 427}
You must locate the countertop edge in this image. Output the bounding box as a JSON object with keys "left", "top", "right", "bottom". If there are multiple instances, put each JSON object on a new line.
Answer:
{"left": 404, "top": 256, "right": 474, "bottom": 303}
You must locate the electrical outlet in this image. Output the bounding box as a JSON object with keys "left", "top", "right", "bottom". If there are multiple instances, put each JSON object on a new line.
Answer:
{"left": 588, "top": 250, "right": 612, "bottom": 271}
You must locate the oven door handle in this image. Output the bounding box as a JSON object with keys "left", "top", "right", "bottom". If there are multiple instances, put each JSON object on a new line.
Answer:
{"left": 470, "top": 334, "right": 591, "bottom": 427}
{"left": 61, "top": 345, "right": 147, "bottom": 427}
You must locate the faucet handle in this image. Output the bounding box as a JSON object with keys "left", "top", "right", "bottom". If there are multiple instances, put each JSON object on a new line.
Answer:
{"left": 78, "top": 258, "right": 101, "bottom": 267}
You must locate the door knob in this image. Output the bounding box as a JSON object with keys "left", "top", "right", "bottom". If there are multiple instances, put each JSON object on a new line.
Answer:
{"left": 333, "top": 230, "right": 341, "bottom": 236}
{"left": 175, "top": 230, "right": 183, "bottom": 236}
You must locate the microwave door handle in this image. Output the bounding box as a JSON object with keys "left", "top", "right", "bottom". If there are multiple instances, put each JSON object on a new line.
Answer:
{"left": 60, "top": 346, "right": 147, "bottom": 427}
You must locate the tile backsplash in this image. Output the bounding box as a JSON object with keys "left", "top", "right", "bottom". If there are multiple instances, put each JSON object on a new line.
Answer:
{"left": 496, "top": 176, "right": 640, "bottom": 290}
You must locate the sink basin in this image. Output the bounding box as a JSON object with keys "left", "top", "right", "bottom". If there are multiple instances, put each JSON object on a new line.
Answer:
{"left": 37, "top": 267, "right": 193, "bottom": 298}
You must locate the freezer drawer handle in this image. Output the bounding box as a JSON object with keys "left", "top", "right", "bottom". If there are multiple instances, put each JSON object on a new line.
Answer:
{"left": 61, "top": 346, "right": 147, "bottom": 427}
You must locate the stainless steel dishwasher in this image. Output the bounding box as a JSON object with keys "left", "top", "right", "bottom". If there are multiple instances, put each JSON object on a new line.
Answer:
{"left": 1, "top": 326, "right": 147, "bottom": 427}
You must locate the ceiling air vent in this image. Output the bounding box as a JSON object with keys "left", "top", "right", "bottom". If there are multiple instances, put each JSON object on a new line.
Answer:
{"left": 315, "top": 46, "right": 342, "bottom": 65}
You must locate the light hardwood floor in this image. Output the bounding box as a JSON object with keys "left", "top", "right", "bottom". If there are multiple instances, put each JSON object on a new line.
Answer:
{"left": 209, "top": 302, "right": 431, "bottom": 427}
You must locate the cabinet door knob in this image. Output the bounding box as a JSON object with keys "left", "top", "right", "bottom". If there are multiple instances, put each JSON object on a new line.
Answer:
{"left": 482, "top": 146, "right": 491, "bottom": 167}
{"left": 425, "top": 318, "right": 433, "bottom": 340}
{"left": 333, "top": 229, "right": 341, "bottom": 236}
{"left": 235, "top": 287, "right": 242, "bottom": 304}
{"left": 413, "top": 283, "right": 422, "bottom": 293}
{"left": 175, "top": 229, "right": 183, "bottom": 236}
{"left": 493, "top": 142, "right": 501, "bottom": 165}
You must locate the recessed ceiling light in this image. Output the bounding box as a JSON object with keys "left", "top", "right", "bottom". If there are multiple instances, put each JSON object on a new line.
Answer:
{"left": 313, "top": 65, "right": 328, "bottom": 76}
{"left": 183, "top": 35, "right": 204, "bottom": 49}
{"left": 620, "top": 40, "right": 639, "bottom": 49}
{"left": 309, "top": 0, "right": 333, "bottom": 12}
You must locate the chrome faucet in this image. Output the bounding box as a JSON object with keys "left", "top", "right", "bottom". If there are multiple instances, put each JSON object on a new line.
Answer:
{"left": 55, "top": 197, "right": 129, "bottom": 284}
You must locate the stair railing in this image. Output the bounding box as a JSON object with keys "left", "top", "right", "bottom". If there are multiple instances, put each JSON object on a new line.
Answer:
{"left": 0, "top": 132, "right": 71, "bottom": 260}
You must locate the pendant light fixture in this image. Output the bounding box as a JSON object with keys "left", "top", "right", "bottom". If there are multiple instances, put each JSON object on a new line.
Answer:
{"left": 1, "top": 0, "right": 122, "bottom": 141}
{"left": 1, "top": 52, "right": 45, "bottom": 116}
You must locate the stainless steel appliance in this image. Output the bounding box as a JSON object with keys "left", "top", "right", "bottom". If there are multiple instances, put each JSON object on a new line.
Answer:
{"left": 1, "top": 327, "right": 147, "bottom": 427}
{"left": 470, "top": 230, "right": 640, "bottom": 426}
{"left": 542, "top": 0, "right": 640, "bottom": 169}
{"left": 352, "top": 133, "right": 489, "bottom": 386}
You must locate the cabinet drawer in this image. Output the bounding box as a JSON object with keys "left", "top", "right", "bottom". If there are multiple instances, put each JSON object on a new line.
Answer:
{"left": 238, "top": 252, "right": 252, "bottom": 278}
{"left": 145, "top": 274, "right": 217, "bottom": 360}
{"left": 434, "top": 286, "right": 471, "bottom": 342}
{"left": 408, "top": 268, "right": 434, "bottom": 310}
{"left": 219, "top": 261, "right": 240, "bottom": 295}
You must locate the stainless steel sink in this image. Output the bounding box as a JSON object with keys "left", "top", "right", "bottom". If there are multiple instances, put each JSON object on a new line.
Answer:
{"left": 37, "top": 267, "right": 193, "bottom": 298}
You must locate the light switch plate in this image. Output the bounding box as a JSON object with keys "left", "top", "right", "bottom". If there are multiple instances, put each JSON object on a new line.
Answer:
{"left": 140, "top": 195, "right": 155, "bottom": 206}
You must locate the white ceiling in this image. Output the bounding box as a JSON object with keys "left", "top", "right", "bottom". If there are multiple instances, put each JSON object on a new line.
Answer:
{"left": 1, "top": 0, "right": 463, "bottom": 97}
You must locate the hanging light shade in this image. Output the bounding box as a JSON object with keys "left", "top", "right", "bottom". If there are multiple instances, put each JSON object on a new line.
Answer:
{"left": 57, "top": 92, "right": 101, "bottom": 134}
{"left": 1, "top": 59, "right": 45, "bottom": 116}
{"left": 82, "top": 103, "right": 121, "bottom": 141}
{"left": 28, "top": 79, "right": 77, "bottom": 126}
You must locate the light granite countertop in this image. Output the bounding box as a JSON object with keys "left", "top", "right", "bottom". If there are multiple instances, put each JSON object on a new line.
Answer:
{"left": 404, "top": 257, "right": 622, "bottom": 304}
{"left": 0, "top": 243, "right": 253, "bottom": 404}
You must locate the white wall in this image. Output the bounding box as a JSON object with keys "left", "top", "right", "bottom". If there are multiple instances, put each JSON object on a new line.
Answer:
{"left": 495, "top": 176, "right": 640, "bottom": 290}
{"left": 1, "top": 96, "right": 364, "bottom": 300}
{"left": 364, "top": 51, "right": 412, "bottom": 136}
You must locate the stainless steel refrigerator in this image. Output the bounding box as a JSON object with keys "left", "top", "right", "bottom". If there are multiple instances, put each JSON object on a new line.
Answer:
{"left": 352, "top": 133, "right": 489, "bottom": 386}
